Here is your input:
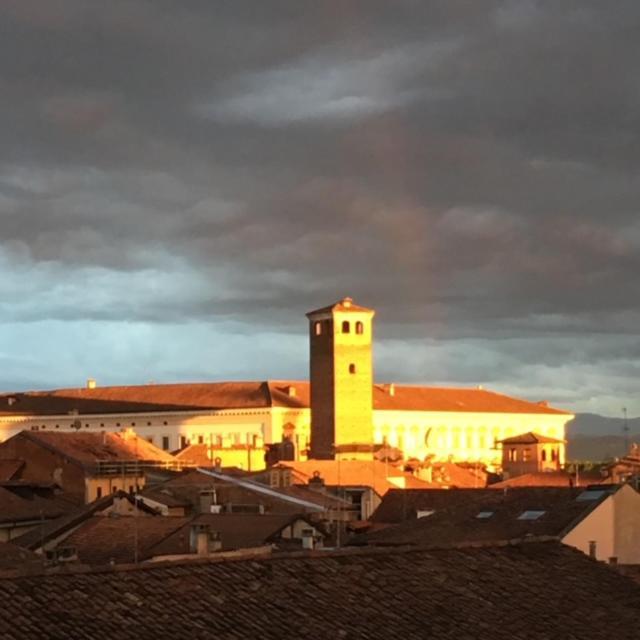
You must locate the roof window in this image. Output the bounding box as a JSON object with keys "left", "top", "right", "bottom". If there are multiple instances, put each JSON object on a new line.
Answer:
{"left": 476, "top": 511, "right": 494, "bottom": 519}
{"left": 517, "top": 510, "right": 546, "bottom": 520}
{"left": 416, "top": 509, "right": 435, "bottom": 519}
{"left": 576, "top": 490, "right": 606, "bottom": 502}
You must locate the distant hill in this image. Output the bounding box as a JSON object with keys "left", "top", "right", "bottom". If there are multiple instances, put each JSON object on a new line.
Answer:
{"left": 565, "top": 413, "right": 640, "bottom": 462}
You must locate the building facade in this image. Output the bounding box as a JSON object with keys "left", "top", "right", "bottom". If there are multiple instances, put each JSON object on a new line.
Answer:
{"left": 0, "top": 298, "right": 573, "bottom": 472}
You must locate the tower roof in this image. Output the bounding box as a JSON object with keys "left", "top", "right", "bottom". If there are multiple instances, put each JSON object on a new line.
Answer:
{"left": 306, "top": 297, "right": 374, "bottom": 317}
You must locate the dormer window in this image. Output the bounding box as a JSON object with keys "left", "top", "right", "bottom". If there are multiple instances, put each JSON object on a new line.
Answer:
{"left": 342, "top": 320, "right": 350, "bottom": 334}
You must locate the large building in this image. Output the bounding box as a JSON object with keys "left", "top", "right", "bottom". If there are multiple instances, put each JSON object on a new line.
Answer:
{"left": 0, "top": 298, "right": 573, "bottom": 471}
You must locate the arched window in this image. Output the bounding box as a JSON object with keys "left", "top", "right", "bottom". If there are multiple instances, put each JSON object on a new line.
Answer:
{"left": 314, "top": 321, "right": 322, "bottom": 336}
{"left": 349, "top": 363, "right": 356, "bottom": 374}
{"left": 551, "top": 449, "right": 557, "bottom": 462}
{"left": 541, "top": 449, "right": 547, "bottom": 462}
{"left": 342, "top": 320, "right": 350, "bottom": 334}
{"left": 356, "top": 321, "right": 364, "bottom": 335}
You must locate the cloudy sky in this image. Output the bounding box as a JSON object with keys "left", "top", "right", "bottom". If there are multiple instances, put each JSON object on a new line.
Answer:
{"left": 1, "top": 1, "right": 639, "bottom": 417}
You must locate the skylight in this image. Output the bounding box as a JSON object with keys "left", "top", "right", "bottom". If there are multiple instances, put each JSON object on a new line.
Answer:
{"left": 576, "top": 490, "right": 605, "bottom": 502}
{"left": 476, "top": 511, "right": 494, "bottom": 519}
{"left": 517, "top": 510, "right": 546, "bottom": 521}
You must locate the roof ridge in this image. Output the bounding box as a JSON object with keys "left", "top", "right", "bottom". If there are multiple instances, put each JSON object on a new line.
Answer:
{"left": 0, "top": 535, "right": 564, "bottom": 580}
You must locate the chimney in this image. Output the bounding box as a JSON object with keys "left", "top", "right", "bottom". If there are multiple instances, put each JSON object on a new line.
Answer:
{"left": 87, "top": 378, "right": 97, "bottom": 390}
{"left": 191, "top": 524, "right": 221, "bottom": 555}
{"left": 388, "top": 383, "right": 395, "bottom": 397}
{"left": 309, "top": 471, "right": 325, "bottom": 492}
{"left": 342, "top": 297, "right": 352, "bottom": 308}
{"left": 589, "top": 540, "right": 597, "bottom": 559}
{"left": 301, "top": 528, "right": 315, "bottom": 550}
{"left": 286, "top": 385, "right": 297, "bottom": 397}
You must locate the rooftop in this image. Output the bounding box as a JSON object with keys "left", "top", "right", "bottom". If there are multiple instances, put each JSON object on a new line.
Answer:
{"left": 8, "top": 430, "right": 176, "bottom": 467}
{"left": 275, "top": 459, "right": 435, "bottom": 496}
{"left": 0, "top": 540, "right": 638, "bottom": 639}
{"left": 0, "top": 381, "right": 570, "bottom": 416}
{"left": 499, "top": 431, "right": 566, "bottom": 445}
{"left": 361, "top": 486, "right": 620, "bottom": 545}
{"left": 306, "top": 296, "right": 375, "bottom": 316}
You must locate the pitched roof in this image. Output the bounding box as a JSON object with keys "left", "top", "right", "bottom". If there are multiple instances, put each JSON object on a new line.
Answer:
{"left": 0, "top": 459, "right": 24, "bottom": 481}
{"left": 362, "top": 486, "right": 620, "bottom": 545}
{"left": 62, "top": 515, "right": 190, "bottom": 565}
{"left": 490, "top": 471, "right": 608, "bottom": 489}
{"left": 0, "top": 486, "right": 75, "bottom": 525}
{"left": 15, "top": 431, "right": 176, "bottom": 466}
{"left": 373, "top": 386, "right": 570, "bottom": 414}
{"left": 139, "top": 469, "right": 331, "bottom": 515}
{"left": 148, "top": 513, "right": 313, "bottom": 557}
{"left": 11, "top": 492, "right": 160, "bottom": 550}
{"left": 306, "top": 296, "right": 374, "bottom": 316}
{"left": 0, "top": 381, "right": 308, "bottom": 416}
{"left": 0, "top": 381, "right": 570, "bottom": 416}
{"left": 0, "top": 541, "right": 639, "bottom": 639}
{"left": 275, "top": 460, "right": 436, "bottom": 496}
{"left": 499, "top": 431, "right": 565, "bottom": 445}
{"left": 0, "top": 542, "right": 40, "bottom": 571}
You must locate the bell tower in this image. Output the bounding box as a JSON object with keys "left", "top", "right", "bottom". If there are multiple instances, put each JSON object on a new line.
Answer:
{"left": 306, "top": 297, "right": 375, "bottom": 460}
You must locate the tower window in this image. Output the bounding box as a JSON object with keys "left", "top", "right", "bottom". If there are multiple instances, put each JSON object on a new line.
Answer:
{"left": 356, "top": 321, "right": 364, "bottom": 335}
{"left": 349, "top": 363, "right": 356, "bottom": 374}
{"left": 342, "top": 320, "right": 350, "bottom": 334}
{"left": 314, "top": 321, "right": 322, "bottom": 336}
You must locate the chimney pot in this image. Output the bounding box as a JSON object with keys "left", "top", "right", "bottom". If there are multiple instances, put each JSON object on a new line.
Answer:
{"left": 87, "top": 378, "right": 97, "bottom": 389}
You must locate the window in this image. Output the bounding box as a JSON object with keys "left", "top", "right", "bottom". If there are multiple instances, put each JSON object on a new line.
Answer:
{"left": 147, "top": 436, "right": 154, "bottom": 444}
{"left": 416, "top": 509, "right": 435, "bottom": 519}
{"left": 517, "top": 510, "right": 546, "bottom": 520}
{"left": 522, "top": 448, "right": 531, "bottom": 462}
{"left": 180, "top": 436, "right": 188, "bottom": 448}
{"left": 162, "top": 436, "right": 170, "bottom": 451}
{"left": 355, "top": 321, "right": 364, "bottom": 335}
{"left": 96, "top": 487, "right": 102, "bottom": 499}
{"left": 476, "top": 511, "right": 494, "bottom": 519}
{"left": 541, "top": 449, "right": 547, "bottom": 462}
{"left": 314, "top": 321, "right": 322, "bottom": 336}
{"left": 342, "top": 320, "right": 350, "bottom": 334}
{"left": 349, "top": 363, "right": 356, "bottom": 374}
{"left": 551, "top": 449, "right": 557, "bottom": 461}
{"left": 198, "top": 435, "right": 204, "bottom": 444}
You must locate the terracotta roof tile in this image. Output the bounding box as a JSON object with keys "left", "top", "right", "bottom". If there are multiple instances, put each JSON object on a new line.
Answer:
{"left": 0, "top": 381, "right": 569, "bottom": 416}
{"left": 275, "top": 460, "right": 436, "bottom": 496}
{"left": 0, "top": 486, "right": 75, "bottom": 525}
{"left": 490, "top": 471, "right": 608, "bottom": 489}
{"left": 0, "top": 541, "right": 639, "bottom": 638}
{"left": 499, "top": 431, "right": 566, "bottom": 445}
{"left": 306, "top": 296, "right": 374, "bottom": 316}
{"left": 362, "top": 486, "right": 619, "bottom": 545}
{"left": 62, "top": 515, "right": 190, "bottom": 565}
{"left": 19, "top": 431, "right": 176, "bottom": 465}
{"left": 0, "top": 459, "right": 24, "bottom": 481}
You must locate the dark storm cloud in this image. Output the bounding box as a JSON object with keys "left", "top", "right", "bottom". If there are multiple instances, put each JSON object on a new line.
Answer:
{"left": 1, "top": 1, "right": 639, "bottom": 414}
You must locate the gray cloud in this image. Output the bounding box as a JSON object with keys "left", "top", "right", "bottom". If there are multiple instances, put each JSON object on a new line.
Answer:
{"left": 0, "top": 1, "right": 639, "bottom": 416}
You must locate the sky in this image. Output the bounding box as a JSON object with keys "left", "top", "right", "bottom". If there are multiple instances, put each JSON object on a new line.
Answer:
{"left": 1, "top": 1, "right": 639, "bottom": 417}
